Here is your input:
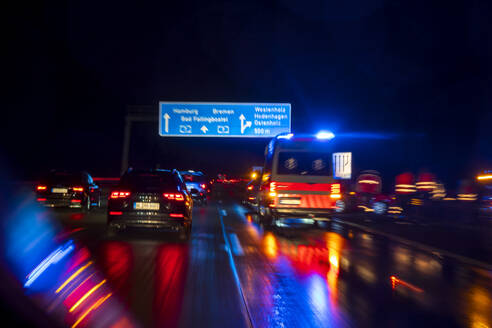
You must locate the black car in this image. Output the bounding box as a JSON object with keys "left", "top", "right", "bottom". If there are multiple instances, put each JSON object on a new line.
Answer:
{"left": 244, "top": 179, "right": 261, "bottom": 209}
{"left": 180, "top": 170, "right": 209, "bottom": 205}
{"left": 36, "top": 170, "right": 101, "bottom": 210}
{"left": 107, "top": 169, "right": 192, "bottom": 239}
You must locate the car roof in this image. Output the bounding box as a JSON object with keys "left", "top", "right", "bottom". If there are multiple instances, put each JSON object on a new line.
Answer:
{"left": 180, "top": 171, "right": 204, "bottom": 176}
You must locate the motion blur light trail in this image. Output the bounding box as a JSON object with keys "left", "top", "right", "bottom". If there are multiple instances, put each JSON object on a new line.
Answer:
{"left": 25, "top": 240, "right": 75, "bottom": 288}
{"left": 390, "top": 275, "right": 424, "bottom": 293}
{"left": 1, "top": 190, "right": 137, "bottom": 327}
{"left": 56, "top": 261, "right": 93, "bottom": 294}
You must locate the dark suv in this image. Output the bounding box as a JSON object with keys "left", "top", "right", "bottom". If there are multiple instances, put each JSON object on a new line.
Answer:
{"left": 107, "top": 169, "right": 192, "bottom": 239}
{"left": 36, "top": 170, "right": 101, "bottom": 210}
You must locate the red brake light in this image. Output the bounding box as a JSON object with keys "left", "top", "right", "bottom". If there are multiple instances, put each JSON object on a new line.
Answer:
{"left": 110, "top": 191, "right": 131, "bottom": 199}
{"left": 247, "top": 185, "right": 253, "bottom": 190}
{"left": 37, "top": 185, "right": 47, "bottom": 191}
{"left": 200, "top": 184, "right": 206, "bottom": 189}
{"left": 37, "top": 198, "right": 46, "bottom": 201}
{"left": 73, "top": 187, "right": 84, "bottom": 192}
{"left": 170, "top": 213, "right": 184, "bottom": 218}
{"left": 109, "top": 211, "right": 123, "bottom": 215}
{"left": 71, "top": 199, "right": 81, "bottom": 203}
{"left": 163, "top": 193, "right": 185, "bottom": 201}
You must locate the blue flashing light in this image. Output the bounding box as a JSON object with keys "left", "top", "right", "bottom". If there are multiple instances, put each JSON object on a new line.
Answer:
{"left": 277, "top": 133, "right": 294, "bottom": 139}
{"left": 316, "top": 131, "right": 335, "bottom": 140}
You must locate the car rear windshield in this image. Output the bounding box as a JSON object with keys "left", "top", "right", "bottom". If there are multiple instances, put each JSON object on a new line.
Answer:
{"left": 120, "top": 172, "right": 176, "bottom": 189}
{"left": 181, "top": 174, "right": 205, "bottom": 182}
{"left": 43, "top": 172, "right": 84, "bottom": 185}
{"left": 276, "top": 151, "right": 332, "bottom": 176}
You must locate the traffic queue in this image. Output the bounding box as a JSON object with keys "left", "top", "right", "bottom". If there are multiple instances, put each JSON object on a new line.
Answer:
{"left": 242, "top": 132, "right": 491, "bottom": 225}
{"left": 33, "top": 132, "right": 489, "bottom": 237}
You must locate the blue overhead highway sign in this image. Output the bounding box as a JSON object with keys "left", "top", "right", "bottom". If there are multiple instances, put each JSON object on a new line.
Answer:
{"left": 159, "top": 102, "right": 291, "bottom": 137}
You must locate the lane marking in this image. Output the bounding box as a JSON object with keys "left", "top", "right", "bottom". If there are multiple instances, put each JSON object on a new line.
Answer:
{"left": 220, "top": 209, "right": 227, "bottom": 216}
{"left": 333, "top": 218, "right": 492, "bottom": 271}
{"left": 229, "top": 233, "right": 245, "bottom": 256}
{"left": 218, "top": 207, "right": 254, "bottom": 328}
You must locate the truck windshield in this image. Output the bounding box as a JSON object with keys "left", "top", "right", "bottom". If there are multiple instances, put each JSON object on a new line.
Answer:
{"left": 276, "top": 151, "right": 332, "bottom": 176}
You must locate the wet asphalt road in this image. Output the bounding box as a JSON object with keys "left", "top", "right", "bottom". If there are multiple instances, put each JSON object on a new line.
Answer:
{"left": 49, "top": 187, "right": 492, "bottom": 328}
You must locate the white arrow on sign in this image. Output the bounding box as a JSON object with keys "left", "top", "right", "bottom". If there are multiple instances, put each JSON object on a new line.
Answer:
{"left": 163, "top": 113, "right": 170, "bottom": 133}
{"left": 201, "top": 125, "right": 208, "bottom": 134}
{"left": 239, "top": 114, "right": 252, "bottom": 134}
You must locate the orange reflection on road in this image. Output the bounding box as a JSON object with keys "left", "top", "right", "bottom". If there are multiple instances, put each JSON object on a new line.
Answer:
{"left": 390, "top": 275, "right": 424, "bottom": 293}
{"left": 466, "top": 285, "right": 491, "bottom": 328}
{"left": 110, "top": 316, "right": 134, "bottom": 328}
{"left": 325, "top": 232, "right": 346, "bottom": 305}
{"left": 263, "top": 232, "right": 278, "bottom": 260}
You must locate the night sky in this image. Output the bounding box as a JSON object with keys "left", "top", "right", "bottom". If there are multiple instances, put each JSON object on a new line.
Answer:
{"left": 4, "top": 0, "right": 492, "bottom": 188}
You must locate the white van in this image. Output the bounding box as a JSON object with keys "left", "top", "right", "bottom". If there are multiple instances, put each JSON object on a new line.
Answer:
{"left": 257, "top": 133, "right": 351, "bottom": 227}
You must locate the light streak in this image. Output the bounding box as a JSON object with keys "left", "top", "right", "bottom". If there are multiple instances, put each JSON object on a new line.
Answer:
{"left": 71, "top": 293, "right": 112, "bottom": 328}
{"left": 55, "top": 261, "right": 93, "bottom": 294}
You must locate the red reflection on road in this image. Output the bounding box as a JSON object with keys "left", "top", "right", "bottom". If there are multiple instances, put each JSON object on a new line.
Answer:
{"left": 153, "top": 243, "right": 189, "bottom": 328}
{"left": 65, "top": 247, "right": 91, "bottom": 274}
{"left": 70, "top": 213, "right": 85, "bottom": 221}
{"left": 100, "top": 242, "right": 133, "bottom": 305}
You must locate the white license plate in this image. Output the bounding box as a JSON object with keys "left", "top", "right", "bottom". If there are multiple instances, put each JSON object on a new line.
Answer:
{"left": 280, "top": 199, "right": 301, "bottom": 205}
{"left": 134, "top": 202, "right": 160, "bottom": 210}
{"left": 52, "top": 188, "right": 68, "bottom": 193}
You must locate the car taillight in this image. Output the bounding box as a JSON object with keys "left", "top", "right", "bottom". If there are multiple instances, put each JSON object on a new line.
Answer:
{"left": 37, "top": 185, "right": 47, "bottom": 191}
{"left": 73, "top": 187, "right": 84, "bottom": 192}
{"left": 163, "top": 193, "right": 185, "bottom": 201}
{"left": 247, "top": 185, "right": 253, "bottom": 190}
{"left": 269, "top": 181, "right": 277, "bottom": 197}
{"left": 170, "top": 213, "right": 184, "bottom": 218}
{"left": 71, "top": 199, "right": 81, "bottom": 203}
{"left": 109, "top": 211, "right": 123, "bottom": 215}
{"left": 330, "top": 184, "right": 341, "bottom": 198}
{"left": 110, "top": 191, "right": 131, "bottom": 199}
{"left": 200, "top": 184, "right": 206, "bottom": 189}
{"left": 37, "top": 198, "right": 46, "bottom": 201}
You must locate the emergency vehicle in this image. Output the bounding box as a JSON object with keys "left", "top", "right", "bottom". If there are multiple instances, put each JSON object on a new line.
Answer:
{"left": 257, "top": 132, "right": 351, "bottom": 227}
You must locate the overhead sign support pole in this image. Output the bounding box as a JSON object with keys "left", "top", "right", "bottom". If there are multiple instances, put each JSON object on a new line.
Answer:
{"left": 120, "top": 106, "right": 156, "bottom": 175}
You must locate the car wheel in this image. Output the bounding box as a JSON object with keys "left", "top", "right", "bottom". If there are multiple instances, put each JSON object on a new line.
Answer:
{"left": 373, "top": 202, "right": 387, "bottom": 215}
